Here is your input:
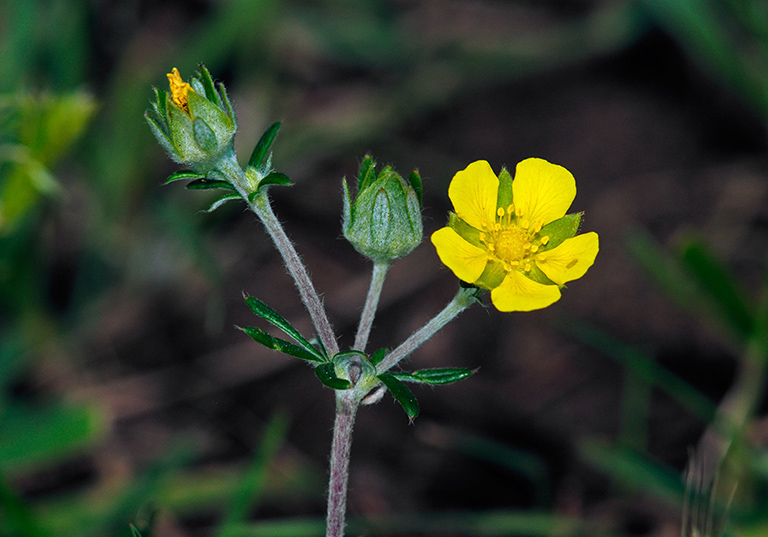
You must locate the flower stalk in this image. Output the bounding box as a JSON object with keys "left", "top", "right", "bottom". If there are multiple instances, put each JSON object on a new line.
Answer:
{"left": 353, "top": 261, "right": 389, "bottom": 352}
{"left": 376, "top": 286, "right": 476, "bottom": 374}
{"left": 214, "top": 151, "right": 340, "bottom": 356}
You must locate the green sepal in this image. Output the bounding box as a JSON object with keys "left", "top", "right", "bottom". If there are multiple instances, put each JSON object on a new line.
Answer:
{"left": 524, "top": 263, "right": 558, "bottom": 287}
{"left": 369, "top": 348, "right": 388, "bottom": 366}
{"left": 391, "top": 367, "right": 475, "bottom": 385}
{"left": 474, "top": 260, "right": 506, "bottom": 290}
{"left": 197, "top": 64, "right": 223, "bottom": 108}
{"left": 244, "top": 295, "right": 328, "bottom": 362}
{"left": 239, "top": 326, "right": 326, "bottom": 363}
{"left": 315, "top": 362, "right": 352, "bottom": 390}
{"left": 154, "top": 87, "right": 169, "bottom": 124}
{"left": 186, "top": 178, "right": 236, "bottom": 190}
{"left": 357, "top": 154, "right": 376, "bottom": 192}
{"left": 258, "top": 171, "right": 292, "bottom": 190}
{"left": 448, "top": 212, "right": 484, "bottom": 249}
{"left": 218, "top": 82, "right": 236, "bottom": 126}
{"left": 248, "top": 122, "right": 282, "bottom": 170}
{"left": 206, "top": 193, "right": 242, "bottom": 213}
{"left": 377, "top": 373, "right": 419, "bottom": 418}
{"left": 409, "top": 169, "right": 423, "bottom": 205}
{"left": 497, "top": 167, "right": 513, "bottom": 210}
{"left": 538, "top": 213, "right": 581, "bottom": 251}
{"left": 193, "top": 117, "right": 217, "bottom": 153}
{"left": 164, "top": 170, "right": 205, "bottom": 184}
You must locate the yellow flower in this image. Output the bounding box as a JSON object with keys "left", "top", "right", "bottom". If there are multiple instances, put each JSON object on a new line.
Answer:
{"left": 431, "top": 159, "right": 598, "bottom": 312}
{"left": 167, "top": 67, "right": 193, "bottom": 114}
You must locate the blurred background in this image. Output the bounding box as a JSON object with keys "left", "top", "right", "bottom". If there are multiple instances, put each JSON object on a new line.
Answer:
{"left": 3, "top": 0, "right": 768, "bottom": 535}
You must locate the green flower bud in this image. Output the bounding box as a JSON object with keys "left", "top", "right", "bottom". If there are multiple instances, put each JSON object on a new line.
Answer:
{"left": 342, "top": 156, "right": 423, "bottom": 263}
{"left": 145, "top": 65, "right": 237, "bottom": 173}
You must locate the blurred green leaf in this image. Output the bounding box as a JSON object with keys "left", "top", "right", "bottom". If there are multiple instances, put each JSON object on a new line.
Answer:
{"left": 0, "top": 403, "right": 106, "bottom": 471}
{"left": 377, "top": 373, "right": 419, "bottom": 418}
{"left": 561, "top": 319, "right": 717, "bottom": 422}
{"left": 0, "top": 472, "right": 49, "bottom": 537}
{"left": 578, "top": 438, "right": 685, "bottom": 506}
{"left": 222, "top": 509, "right": 591, "bottom": 537}
{"left": 216, "top": 411, "right": 289, "bottom": 535}
{"left": 677, "top": 235, "right": 755, "bottom": 340}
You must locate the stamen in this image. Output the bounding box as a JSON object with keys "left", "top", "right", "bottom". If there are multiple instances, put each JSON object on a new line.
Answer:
{"left": 497, "top": 207, "right": 505, "bottom": 217}
{"left": 494, "top": 223, "right": 501, "bottom": 231}
{"left": 540, "top": 236, "right": 549, "bottom": 245}
{"left": 507, "top": 204, "right": 514, "bottom": 214}
{"left": 515, "top": 207, "right": 523, "bottom": 217}
{"left": 530, "top": 244, "right": 539, "bottom": 253}
{"left": 534, "top": 218, "right": 543, "bottom": 233}
{"left": 478, "top": 232, "right": 486, "bottom": 241}
{"left": 537, "top": 254, "right": 547, "bottom": 262}
{"left": 524, "top": 263, "right": 531, "bottom": 272}
{"left": 521, "top": 219, "right": 529, "bottom": 229}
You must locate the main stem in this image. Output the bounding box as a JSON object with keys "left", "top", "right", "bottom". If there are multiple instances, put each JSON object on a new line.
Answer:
{"left": 326, "top": 392, "right": 358, "bottom": 537}
{"left": 376, "top": 286, "right": 475, "bottom": 374}
{"left": 353, "top": 261, "right": 389, "bottom": 352}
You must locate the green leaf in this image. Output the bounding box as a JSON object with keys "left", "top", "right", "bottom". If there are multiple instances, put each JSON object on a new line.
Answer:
{"left": 392, "top": 368, "right": 475, "bottom": 385}
{"left": 315, "top": 363, "right": 351, "bottom": 390}
{"left": 206, "top": 193, "right": 242, "bottom": 213}
{"left": 369, "top": 348, "right": 388, "bottom": 366}
{"left": 497, "top": 167, "right": 513, "bottom": 210}
{"left": 243, "top": 295, "right": 328, "bottom": 361}
{"left": 678, "top": 236, "right": 754, "bottom": 340}
{"left": 186, "top": 178, "right": 236, "bottom": 191}
{"left": 239, "top": 326, "right": 325, "bottom": 363}
{"left": 248, "top": 122, "right": 281, "bottom": 170}
{"left": 538, "top": 213, "right": 581, "bottom": 250}
{"left": 164, "top": 171, "right": 205, "bottom": 184}
{"left": 408, "top": 169, "right": 422, "bottom": 205}
{"left": 378, "top": 374, "right": 419, "bottom": 418}
{"left": 257, "top": 171, "right": 292, "bottom": 190}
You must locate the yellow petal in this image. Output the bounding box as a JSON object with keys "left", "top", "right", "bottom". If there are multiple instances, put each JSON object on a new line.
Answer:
{"left": 537, "top": 232, "right": 599, "bottom": 285}
{"left": 490, "top": 271, "right": 561, "bottom": 312}
{"left": 512, "top": 158, "right": 576, "bottom": 226}
{"left": 431, "top": 227, "right": 488, "bottom": 283}
{"left": 448, "top": 160, "right": 499, "bottom": 230}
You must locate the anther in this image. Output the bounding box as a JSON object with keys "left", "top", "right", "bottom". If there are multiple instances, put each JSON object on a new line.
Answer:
{"left": 530, "top": 244, "right": 539, "bottom": 253}
{"left": 537, "top": 254, "right": 546, "bottom": 262}
{"left": 541, "top": 236, "right": 549, "bottom": 245}
{"left": 524, "top": 263, "right": 531, "bottom": 272}
{"left": 497, "top": 207, "right": 505, "bottom": 217}
{"left": 521, "top": 220, "right": 529, "bottom": 229}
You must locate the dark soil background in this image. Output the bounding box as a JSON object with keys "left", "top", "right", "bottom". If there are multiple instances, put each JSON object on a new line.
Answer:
{"left": 6, "top": 1, "right": 768, "bottom": 536}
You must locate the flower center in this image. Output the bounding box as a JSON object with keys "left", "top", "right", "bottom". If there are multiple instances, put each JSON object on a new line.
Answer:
{"left": 494, "top": 227, "right": 527, "bottom": 263}
{"left": 478, "top": 206, "right": 549, "bottom": 273}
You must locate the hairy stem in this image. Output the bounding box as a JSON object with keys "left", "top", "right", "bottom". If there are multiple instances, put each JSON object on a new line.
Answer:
{"left": 376, "top": 286, "right": 475, "bottom": 374}
{"left": 326, "top": 392, "right": 358, "bottom": 537}
{"left": 353, "top": 261, "right": 389, "bottom": 352}
{"left": 217, "top": 153, "right": 339, "bottom": 355}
